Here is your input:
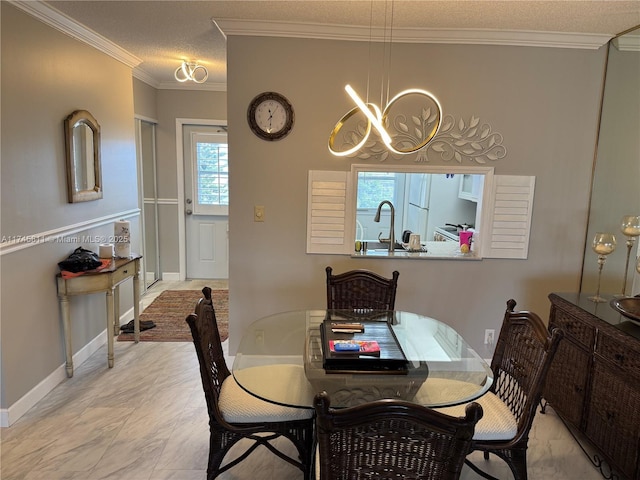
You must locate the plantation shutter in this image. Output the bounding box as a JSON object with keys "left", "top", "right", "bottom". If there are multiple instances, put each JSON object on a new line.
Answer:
{"left": 306, "top": 170, "right": 352, "bottom": 254}
{"left": 482, "top": 175, "right": 535, "bottom": 259}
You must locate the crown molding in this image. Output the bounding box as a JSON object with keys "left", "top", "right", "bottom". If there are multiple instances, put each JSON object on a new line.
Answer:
{"left": 132, "top": 68, "right": 160, "bottom": 89}
{"left": 614, "top": 33, "right": 640, "bottom": 51}
{"left": 157, "top": 81, "right": 228, "bottom": 92}
{"left": 214, "top": 18, "right": 612, "bottom": 50}
{"left": 10, "top": 0, "right": 142, "bottom": 68}
{"left": 133, "top": 69, "right": 226, "bottom": 91}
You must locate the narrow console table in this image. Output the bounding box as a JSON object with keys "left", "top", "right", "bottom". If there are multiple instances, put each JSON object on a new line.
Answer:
{"left": 544, "top": 292, "right": 640, "bottom": 480}
{"left": 56, "top": 254, "right": 141, "bottom": 377}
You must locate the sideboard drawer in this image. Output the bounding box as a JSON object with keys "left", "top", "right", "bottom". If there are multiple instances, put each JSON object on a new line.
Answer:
{"left": 550, "top": 306, "right": 595, "bottom": 349}
{"left": 596, "top": 332, "right": 640, "bottom": 378}
{"left": 585, "top": 361, "right": 640, "bottom": 480}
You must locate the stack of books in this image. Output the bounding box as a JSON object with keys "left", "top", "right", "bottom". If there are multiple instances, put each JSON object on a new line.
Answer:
{"left": 329, "top": 340, "right": 381, "bottom": 356}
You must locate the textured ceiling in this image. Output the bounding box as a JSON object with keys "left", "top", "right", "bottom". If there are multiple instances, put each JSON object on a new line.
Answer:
{"left": 44, "top": 1, "right": 640, "bottom": 88}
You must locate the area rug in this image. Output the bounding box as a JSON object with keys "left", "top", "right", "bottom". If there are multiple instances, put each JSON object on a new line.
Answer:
{"left": 117, "top": 289, "right": 228, "bottom": 342}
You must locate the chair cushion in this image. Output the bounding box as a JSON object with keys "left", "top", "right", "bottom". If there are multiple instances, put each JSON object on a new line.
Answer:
{"left": 436, "top": 390, "right": 518, "bottom": 441}
{"left": 219, "top": 368, "right": 314, "bottom": 424}
{"left": 414, "top": 377, "right": 482, "bottom": 406}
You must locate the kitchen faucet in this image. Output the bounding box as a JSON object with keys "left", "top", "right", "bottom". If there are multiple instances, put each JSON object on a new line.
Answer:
{"left": 374, "top": 200, "right": 396, "bottom": 253}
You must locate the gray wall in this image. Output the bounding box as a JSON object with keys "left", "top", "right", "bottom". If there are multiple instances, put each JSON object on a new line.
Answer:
{"left": 226, "top": 35, "right": 607, "bottom": 356}
{"left": 155, "top": 89, "right": 227, "bottom": 275}
{"left": 133, "top": 78, "right": 158, "bottom": 121}
{"left": 1, "top": 4, "right": 140, "bottom": 412}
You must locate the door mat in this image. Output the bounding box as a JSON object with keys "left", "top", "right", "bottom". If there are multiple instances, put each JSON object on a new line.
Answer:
{"left": 117, "top": 289, "right": 228, "bottom": 342}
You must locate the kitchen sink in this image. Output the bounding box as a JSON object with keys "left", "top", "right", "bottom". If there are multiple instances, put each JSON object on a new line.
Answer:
{"left": 362, "top": 241, "right": 404, "bottom": 251}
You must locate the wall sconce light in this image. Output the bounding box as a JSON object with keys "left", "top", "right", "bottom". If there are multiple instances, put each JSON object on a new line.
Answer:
{"left": 174, "top": 61, "right": 208, "bottom": 83}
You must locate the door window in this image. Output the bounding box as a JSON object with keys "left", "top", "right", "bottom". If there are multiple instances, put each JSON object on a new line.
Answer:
{"left": 191, "top": 131, "right": 228, "bottom": 215}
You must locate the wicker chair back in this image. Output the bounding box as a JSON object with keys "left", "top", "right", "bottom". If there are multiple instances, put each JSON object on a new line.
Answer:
{"left": 314, "top": 391, "right": 483, "bottom": 480}
{"left": 326, "top": 266, "right": 399, "bottom": 311}
{"left": 468, "top": 299, "right": 564, "bottom": 480}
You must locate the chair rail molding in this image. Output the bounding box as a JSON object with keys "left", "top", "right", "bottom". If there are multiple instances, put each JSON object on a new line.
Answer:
{"left": 0, "top": 209, "right": 140, "bottom": 256}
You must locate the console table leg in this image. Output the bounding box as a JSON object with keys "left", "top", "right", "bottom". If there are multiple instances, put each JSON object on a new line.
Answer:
{"left": 133, "top": 261, "right": 140, "bottom": 343}
{"left": 59, "top": 295, "right": 74, "bottom": 377}
{"left": 113, "top": 286, "right": 121, "bottom": 336}
{"left": 106, "top": 288, "right": 115, "bottom": 368}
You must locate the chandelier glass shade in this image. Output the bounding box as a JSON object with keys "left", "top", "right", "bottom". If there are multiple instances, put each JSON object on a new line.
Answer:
{"left": 174, "top": 61, "right": 208, "bottom": 83}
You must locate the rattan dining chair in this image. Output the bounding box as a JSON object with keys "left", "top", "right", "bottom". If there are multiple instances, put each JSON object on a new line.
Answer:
{"left": 437, "top": 299, "right": 563, "bottom": 480}
{"left": 325, "top": 266, "right": 399, "bottom": 311}
{"left": 314, "top": 391, "right": 483, "bottom": 480}
{"left": 186, "top": 287, "right": 316, "bottom": 480}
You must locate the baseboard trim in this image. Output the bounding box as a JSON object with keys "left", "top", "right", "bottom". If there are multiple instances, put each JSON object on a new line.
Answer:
{"left": 162, "top": 272, "right": 181, "bottom": 281}
{"left": 1, "top": 307, "right": 135, "bottom": 427}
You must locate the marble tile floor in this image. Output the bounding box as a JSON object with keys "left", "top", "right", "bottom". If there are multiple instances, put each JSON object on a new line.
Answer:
{"left": 1, "top": 281, "right": 605, "bottom": 480}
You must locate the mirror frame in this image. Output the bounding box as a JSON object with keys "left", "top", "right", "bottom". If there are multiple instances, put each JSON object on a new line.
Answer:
{"left": 579, "top": 24, "right": 640, "bottom": 294}
{"left": 64, "top": 109, "right": 102, "bottom": 203}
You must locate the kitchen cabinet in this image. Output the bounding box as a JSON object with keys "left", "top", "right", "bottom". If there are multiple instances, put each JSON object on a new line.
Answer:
{"left": 458, "top": 174, "right": 483, "bottom": 202}
{"left": 544, "top": 293, "right": 640, "bottom": 480}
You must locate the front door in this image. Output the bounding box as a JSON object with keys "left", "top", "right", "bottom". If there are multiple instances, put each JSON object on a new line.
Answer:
{"left": 183, "top": 125, "right": 229, "bottom": 279}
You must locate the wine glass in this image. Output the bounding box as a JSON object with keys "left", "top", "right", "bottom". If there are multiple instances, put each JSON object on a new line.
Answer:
{"left": 619, "top": 215, "right": 640, "bottom": 296}
{"left": 588, "top": 232, "right": 617, "bottom": 303}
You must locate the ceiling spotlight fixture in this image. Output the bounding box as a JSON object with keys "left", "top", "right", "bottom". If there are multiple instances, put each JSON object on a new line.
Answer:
{"left": 174, "top": 61, "right": 208, "bottom": 83}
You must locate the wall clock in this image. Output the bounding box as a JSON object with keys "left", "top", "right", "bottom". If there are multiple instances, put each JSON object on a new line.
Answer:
{"left": 247, "top": 92, "right": 294, "bottom": 141}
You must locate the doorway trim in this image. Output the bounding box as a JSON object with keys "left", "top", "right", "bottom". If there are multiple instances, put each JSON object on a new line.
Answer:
{"left": 135, "top": 114, "right": 160, "bottom": 291}
{"left": 175, "top": 118, "right": 228, "bottom": 280}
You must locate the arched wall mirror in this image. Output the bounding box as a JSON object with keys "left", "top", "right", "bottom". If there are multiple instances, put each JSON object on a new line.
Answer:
{"left": 64, "top": 109, "right": 102, "bottom": 203}
{"left": 580, "top": 25, "right": 640, "bottom": 297}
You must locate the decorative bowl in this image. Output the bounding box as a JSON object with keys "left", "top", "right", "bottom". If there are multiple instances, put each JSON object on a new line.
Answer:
{"left": 610, "top": 296, "right": 640, "bottom": 323}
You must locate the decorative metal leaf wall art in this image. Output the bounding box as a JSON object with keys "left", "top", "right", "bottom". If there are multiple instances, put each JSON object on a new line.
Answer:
{"left": 423, "top": 115, "right": 507, "bottom": 164}
{"left": 334, "top": 113, "right": 507, "bottom": 163}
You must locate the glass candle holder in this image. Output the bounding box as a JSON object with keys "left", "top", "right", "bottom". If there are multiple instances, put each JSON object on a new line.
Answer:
{"left": 619, "top": 215, "right": 640, "bottom": 297}
{"left": 589, "top": 232, "right": 616, "bottom": 303}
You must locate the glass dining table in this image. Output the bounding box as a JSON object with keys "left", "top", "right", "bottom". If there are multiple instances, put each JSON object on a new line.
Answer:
{"left": 232, "top": 309, "right": 493, "bottom": 409}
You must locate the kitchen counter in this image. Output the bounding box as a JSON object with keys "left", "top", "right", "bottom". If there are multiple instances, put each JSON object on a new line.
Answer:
{"left": 352, "top": 241, "right": 479, "bottom": 260}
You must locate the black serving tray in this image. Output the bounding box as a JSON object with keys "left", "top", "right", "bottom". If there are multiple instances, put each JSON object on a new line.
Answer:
{"left": 320, "top": 318, "right": 409, "bottom": 374}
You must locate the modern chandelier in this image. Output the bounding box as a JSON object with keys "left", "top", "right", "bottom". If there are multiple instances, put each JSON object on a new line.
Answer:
{"left": 174, "top": 61, "right": 208, "bottom": 83}
{"left": 328, "top": 1, "right": 442, "bottom": 158}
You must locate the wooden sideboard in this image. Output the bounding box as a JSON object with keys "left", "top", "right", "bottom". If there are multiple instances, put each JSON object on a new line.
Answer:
{"left": 545, "top": 293, "right": 640, "bottom": 480}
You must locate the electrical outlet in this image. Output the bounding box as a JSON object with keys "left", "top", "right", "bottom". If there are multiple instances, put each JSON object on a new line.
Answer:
{"left": 484, "top": 329, "right": 495, "bottom": 345}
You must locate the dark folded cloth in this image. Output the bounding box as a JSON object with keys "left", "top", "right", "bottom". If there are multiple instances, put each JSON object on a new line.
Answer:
{"left": 119, "top": 319, "right": 156, "bottom": 333}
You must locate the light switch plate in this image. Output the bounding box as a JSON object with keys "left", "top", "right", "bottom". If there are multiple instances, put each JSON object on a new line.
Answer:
{"left": 254, "top": 205, "right": 265, "bottom": 222}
